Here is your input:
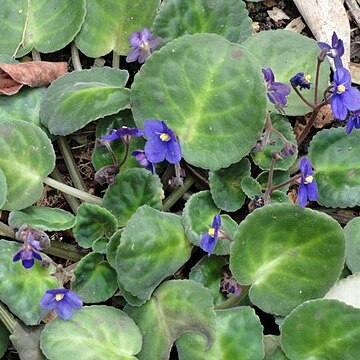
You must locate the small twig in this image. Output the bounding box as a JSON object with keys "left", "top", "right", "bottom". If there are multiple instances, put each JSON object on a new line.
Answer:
{"left": 12, "top": 0, "right": 30, "bottom": 58}
{"left": 291, "top": 85, "right": 315, "bottom": 109}
{"left": 263, "top": 157, "right": 276, "bottom": 205}
{"left": 163, "top": 176, "right": 195, "bottom": 211}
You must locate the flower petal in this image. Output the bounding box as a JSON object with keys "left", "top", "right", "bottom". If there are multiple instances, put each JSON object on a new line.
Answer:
{"left": 212, "top": 214, "right": 221, "bottom": 230}
{"left": 13, "top": 251, "right": 22, "bottom": 262}
{"left": 297, "top": 183, "right": 308, "bottom": 207}
{"left": 200, "top": 233, "right": 216, "bottom": 255}
{"left": 164, "top": 138, "right": 182, "bottom": 164}
{"left": 306, "top": 181, "right": 318, "bottom": 201}
{"left": 143, "top": 120, "right": 167, "bottom": 138}
{"left": 55, "top": 300, "right": 74, "bottom": 320}
{"left": 334, "top": 67, "right": 351, "bottom": 88}
{"left": 342, "top": 87, "right": 360, "bottom": 111}
{"left": 64, "top": 291, "right": 83, "bottom": 310}
{"left": 144, "top": 138, "right": 167, "bottom": 163}
{"left": 126, "top": 48, "right": 140, "bottom": 63}
{"left": 22, "top": 259, "right": 34, "bottom": 269}
{"left": 330, "top": 95, "right": 348, "bottom": 120}
{"left": 39, "top": 293, "right": 57, "bottom": 310}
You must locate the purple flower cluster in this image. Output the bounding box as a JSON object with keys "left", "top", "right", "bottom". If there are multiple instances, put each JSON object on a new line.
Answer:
{"left": 40, "top": 288, "right": 82, "bottom": 320}
{"left": 126, "top": 28, "right": 161, "bottom": 64}
{"left": 318, "top": 32, "right": 360, "bottom": 132}
{"left": 262, "top": 68, "right": 291, "bottom": 113}
{"left": 298, "top": 158, "right": 318, "bottom": 207}
{"left": 13, "top": 232, "right": 44, "bottom": 269}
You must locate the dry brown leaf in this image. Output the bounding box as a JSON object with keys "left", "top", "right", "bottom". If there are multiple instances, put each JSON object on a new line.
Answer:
{"left": 285, "top": 17, "right": 306, "bottom": 33}
{"left": 263, "top": 0, "right": 277, "bottom": 7}
{"left": 294, "top": 104, "right": 334, "bottom": 140}
{"left": 0, "top": 61, "right": 67, "bottom": 95}
{"left": 252, "top": 21, "right": 261, "bottom": 34}
{"left": 350, "top": 62, "right": 360, "bottom": 85}
{"left": 267, "top": 7, "right": 290, "bottom": 22}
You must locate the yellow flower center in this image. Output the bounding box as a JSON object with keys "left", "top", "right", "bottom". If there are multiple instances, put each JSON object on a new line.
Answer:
{"left": 337, "top": 85, "right": 346, "bottom": 94}
{"left": 55, "top": 293, "right": 64, "bottom": 301}
{"left": 208, "top": 228, "right": 215, "bottom": 236}
{"left": 305, "top": 74, "right": 311, "bottom": 82}
{"left": 304, "top": 175, "right": 313, "bottom": 184}
{"left": 160, "top": 133, "right": 170, "bottom": 141}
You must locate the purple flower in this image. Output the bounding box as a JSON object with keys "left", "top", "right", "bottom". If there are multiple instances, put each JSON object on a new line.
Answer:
{"left": 126, "top": 28, "right": 161, "bottom": 64}
{"left": 39, "top": 288, "right": 83, "bottom": 320}
{"left": 290, "top": 73, "right": 311, "bottom": 90}
{"left": 101, "top": 126, "right": 143, "bottom": 144}
{"left": 200, "top": 215, "right": 221, "bottom": 255}
{"left": 318, "top": 32, "right": 344, "bottom": 68}
{"left": 330, "top": 67, "right": 360, "bottom": 120}
{"left": 13, "top": 246, "right": 42, "bottom": 269}
{"left": 298, "top": 158, "right": 318, "bottom": 207}
{"left": 346, "top": 111, "right": 360, "bottom": 134}
{"left": 143, "top": 120, "right": 182, "bottom": 164}
{"left": 262, "top": 68, "right": 291, "bottom": 113}
{"left": 131, "top": 149, "right": 155, "bottom": 174}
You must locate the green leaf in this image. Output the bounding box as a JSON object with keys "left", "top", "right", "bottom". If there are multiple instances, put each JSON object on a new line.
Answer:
{"left": 71, "top": 253, "right": 117, "bottom": 303}
{"left": 10, "top": 322, "right": 45, "bottom": 360}
{"left": 230, "top": 204, "right": 345, "bottom": 316}
{"left": 75, "top": 0, "right": 160, "bottom": 56}
{"left": 106, "top": 230, "right": 122, "bottom": 269}
{"left": 176, "top": 307, "right": 264, "bottom": 360}
{"left": 1, "top": 0, "right": 86, "bottom": 57}
{"left": 153, "top": 0, "right": 252, "bottom": 45}
{"left": 116, "top": 206, "right": 192, "bottom": 300}
{"left": 0, "top": 121, "right": 55, "bottom": 211}
{"left": 92, "top": 111, "right": 145, "bottom": 172}
{"left": 0, "top": 321, "right": 9, "bottom": 359}
{"left": 309, "top": 127, "right": 360, "bottom": 208}
{"left": 0, "top": 88, "right": 50, "bottom": 134}
{"left": 182, "top": 191, "right": 237, "bottom": 255}
{"left": 209, "top": 158, "right": 250, "bottom": 212}
{"left": 103, "top": 168, "right": 164, "bottom": 227}
{"left": 189, "top": 256, "right": 228, "bottom": 306}
{"left": 243, "top": 30, "right": 329, "bottom": 116}
{"left": 117, "top": 278, "right": 146, "bottom": 307}
{"left": 40, "top": 67, "right": 130, "bottom": 136}
{"left": 344, "top": 217, "right": 360, "bottom": 272}
{"left": 9, "top": 206, "right": 75, "bottom": 231}
{"left": 324, "top": 273, "right": 360, "bottom": 308}
{"left": 73, "top": 203, "right": 117, "bottom": 249}
{"left": 131, "top": 33, "right": 267, "bottom": 170}
{"left": 92, "top": 237, "right": 108, "bottom": 254}
{"left": 281, "top": 299, "right": 360, "bottom": 359}
{"left": 257, "top": 170, "right": 290, "bottom": 193}
{"left": 251, "top": 114, "right": 297, "bottom": 170}
{"left": 0, "top": 240, "right": 59, "bottom": 325}
{"left": 125, "top": 280, "right": 216, "bottom": 360}
{"left": 241, "top": 176, "right": 262, "bottom": 199}
{"left": 40, "top": 305, "right": 142, "bottom": 360}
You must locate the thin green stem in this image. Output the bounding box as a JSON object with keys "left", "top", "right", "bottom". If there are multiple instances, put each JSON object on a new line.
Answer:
{"left": 118, "top": 142, "right": 130, "bottom": 168}
{"left": 0, "top": 221, "right": 15, "bottom": 238}
{"left": 0, "top": 302, "right": 15, "bottom": 333}
{"left": 296, "top": 102, "right": 327, "bottom": 146}
{"left": 112, "top": 52, "right": 120, "bottom": 69}
{"left": 291, "top": 85, "right": 315, "bottom": 110}
{"left": 163, "top": 176, "right": 195, "bottom": 211}
{"left": 31, "top": 49, "right": 41, "bottom": 61}
{"left": 214, "top": 286, "right": 250, "bottom": 310}
{"left": 270, "top": 174, "right": 302, "bottom": 192}
{"left": 51, "top": 168, "right": 81, "bottom": 213}
{"left": 314, "top": 49, "right": 327, "bottom": 106}
{"left": 71, "top": 42, "right": 82, "bottom": 71}
{"left": 45, "top": 241, "right": 87, "bottom": 262}
{"left": 42, "top": 176, "right": 103, "bottom": 205}
{"left": 263, "top": 157, "right": 276, "bottom": 205}
{"left": 57, "top": 137, "right": 87, "bottom": 192}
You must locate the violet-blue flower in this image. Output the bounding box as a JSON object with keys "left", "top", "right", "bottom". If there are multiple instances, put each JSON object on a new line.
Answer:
{"left": 298, "top": 157, "right": 318, "bottom": 207}
{"left": 126, "top": 28, "right": 161, "bottom": 64}
{"left": 346, "top": 111, "right": 360, "bottom": 134}
{"left": 318, "top": 32, "right": 344, "bottom": 68}
{"left": 143, "top": 120, "right": 182, "bottom": 164}
{"left": 101, "top": 126, "right": 143, "bottom": 144}
{"left": 330, "top": 67, "right": 360, "bottom": 120}
{"left": 290, "top": 73, "right": 311, "bottom": 90}
{"left": 39, "top": 288, "right": 83, "bottom": 320}
{"left": 131, "top": 149, "right": 155, "bottom": 174}
{"left": 262, "top": 68, "right": 291, "bottom": 113}
{"left": 200, "top": 215, "right": 221, "bottom": 255}
{"left": 13, "top": 246, "right": 42, "bottom": 269}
